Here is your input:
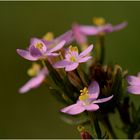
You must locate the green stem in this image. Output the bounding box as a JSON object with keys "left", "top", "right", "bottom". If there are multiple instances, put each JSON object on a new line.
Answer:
{"left": 102, "top": 115, "right": 117, "bottom": 139}
{"left": 76, "top": 67, "right": 88, "bottom": 87}
{"left": 95, "top": 35, "right": 105, "bottom": 65}
{"left": 88, "top": 112, "right": 102, "bottom": 139}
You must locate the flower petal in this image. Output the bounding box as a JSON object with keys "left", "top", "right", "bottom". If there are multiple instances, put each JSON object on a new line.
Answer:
{"left": 72, "top": 24, "right": 87, "bottom": 44}
{"left": 17, "top": 49, "right": 38, "bottom": 61}
{"left": 61, "top": 101, "right": 85, "bottom": 115}
{"left": 29, "top": 45, "right": 43, "bottom": 57}
{"left": 84, "top": 103, "right": 99, "bottom": 111}
{"left": 88, "top": 81, "right": 100, "bottom": 99}
{"left": 46, "top": 52, "right": 60, "bottom": 56}
{"left": 78, "top": 56, "right": 92, "bottom": 63}
{"left": 126, "top": 76, "right": 140, "bottom": 86}
{"left": 80, "top": 25, "right": 99, "bottom": 35}
{"left": 19, "top": 72, "right": 46, "bottom": 93}
{"left": 65, "top": 63, "right": 79, "bottom": 71}
{"left": 53, "top": 60, "right": 71, "bottom": 68}
{"left": 93, "top": 95, "right": 113, "bottom": 104}
{"left": 113, "top": 22, "right": 128, "bottom": 32}
{"left": 127, "top": 85, "right": 140, "bottom": 95}
{"left": 55, "top": 30, "right": 74, "bottom": 45}
{"left": 49, "top": 40, "right": 66, "bottom": 53}
{"left": 79, "top": 44, "right": 93, "bottom": 58}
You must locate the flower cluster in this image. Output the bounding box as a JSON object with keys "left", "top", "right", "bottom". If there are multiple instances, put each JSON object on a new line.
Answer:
{"left": 17, "top": 17, "right": 140, "bottom": 139}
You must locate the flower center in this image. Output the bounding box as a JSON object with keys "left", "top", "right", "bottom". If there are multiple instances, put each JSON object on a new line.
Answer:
{"left": 35, "top": 42, "right": 43, "bottom": 50}
{"left": 70, "top": 56, "right": 76, "bottom": 62}
{"left": 27, "top": 63, "right": 41, "bottom": 77}
{"left": 66, "top": 45, "right": 79, "bottom": 62}
{"left": 79, "top": 87, "right": 89, "bottom": 105}
{"left": 92, "top": 17, "right": 105, "bottom": 26}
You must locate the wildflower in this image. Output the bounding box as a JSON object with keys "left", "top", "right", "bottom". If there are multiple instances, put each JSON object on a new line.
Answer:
{"left": 61, "top": 81, "right": 113, "bottom": 115}
{"left": 126, "top": 72, "right": 140, "bottom": 95}
{"left": 53, "top": 44, "right": 93, "bottom": 71}
{"left": 17, "top": 38, "right": 66, "bottom": 61}
{"left": 19, "top": 63, "right": 49, "bottom": 93}
{"left": 72, "top": 21, "right": 127, "bottom": 45}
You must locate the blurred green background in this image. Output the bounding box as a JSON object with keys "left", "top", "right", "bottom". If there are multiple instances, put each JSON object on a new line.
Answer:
{"left": 0, "top": 1, "right": 140, "bottom": 138}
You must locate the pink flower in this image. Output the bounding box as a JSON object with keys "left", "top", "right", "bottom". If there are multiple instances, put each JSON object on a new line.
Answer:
{"left": 17, "top": 38, "right": 66, "bottom": 61}
{"left": 72, "top": 22, "right": 127, "bottom": 45}
{"left": 61, "top": 81, "right": 113, "bottom": 115}
{"left": 126, "top": 72, "right": 140, "bottom": 95}
{"left": 53, "top": 44, "right": 93, "bottom": 71}
{"left": 19, "top": 65, "right": 48, "bottom": 94}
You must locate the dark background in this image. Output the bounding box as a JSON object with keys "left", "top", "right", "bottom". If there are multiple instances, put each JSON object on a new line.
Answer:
{"left": 0, "top": 1, "right": 140, "bottom": 138}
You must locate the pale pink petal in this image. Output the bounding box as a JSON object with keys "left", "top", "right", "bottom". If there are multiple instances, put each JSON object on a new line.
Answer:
{"left": 84, "top": 103, "right": 99, "bottom": 111}
{"left": 65, "top": 63, "right": 79, "bottom": 71}
{"left": 126, "top": 76, "right": 140, "bottom": 86}
{"left": 93, "top": 95, "right": 113, "bottom": 104}
{"left": 113, "top": 22, "right": 128, "bottom": 32}
{"left": 79, "top": 44, "right": 93, "bottom": 58}
{"left": 49, "top": 40, "right": 66, "bottom": 53}
{"left": 80, "top": 25, "right": 99, "bottom": 35}
{"left": 72, "top": 24, "right": 87, "bottom": 44}
{"left": 127, "top": 85, "right": 140, "bottom": 95}
{"left": 61, "top": 102, "right": 85, "bottom": 115}
{"left": 88, "top": 81, "right": 100, "bottom": 99}
{"left": 46, "top": 52, "right": 60, "bottom": 56}
{"left": 53, "top": 60, "right": 71, "bottom": 68}
{"left": 55, "top": 30, "right": 74, "bottom": 45}
{"left": 17, "top": 49, "right": 38, "bottom": 61}
{"left": 19, "top": 73, "right": 45, "bottom": 94}
{"left": 78, "top": 56, "right": 92, "bottom": 63}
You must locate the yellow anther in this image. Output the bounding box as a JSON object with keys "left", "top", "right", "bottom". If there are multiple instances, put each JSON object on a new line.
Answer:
{"left": 79, "top": 87, "right": 89, "bottom": 101}
{"left": 35, "top": 42, "right": 43, "bottom": 50}
{"left": 27, "top": 63, "right": 41, "bottom": 77}
{"left": 92, "top": 17, "right": 105, "bottom": 26}
{"left": 69, "top": 45, "right": 78, "bottom": 52}
{"left": 43, "top": 32, "right": 54, "bottom": 41}
{"left": 70, "top": 56, "right": 76, "bottom": 62}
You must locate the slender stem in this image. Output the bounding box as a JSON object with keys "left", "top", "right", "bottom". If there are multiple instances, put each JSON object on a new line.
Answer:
{"left": 76, "top": 67, "right": 88, "bottom": 87}
{"left": 95, "top": 35, "right": 105, "bottom": 65}
{"left": 102, "top": 115, "right": 117, "bottom": 139}
{"left": 88, "top": 112, "right": 102, "bottom": 139}
{"left": 99, "top": 35, "right": 105, "bottom": 65}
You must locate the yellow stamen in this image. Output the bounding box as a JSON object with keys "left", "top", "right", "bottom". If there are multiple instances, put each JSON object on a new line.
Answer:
{"left": 69, "top": 45, "right": 78, "bottom": 52}
{"left": 79, "top": 87, "right": 89, "bottom": 101}
{"left": 27, "top": 63, "right": 41, "bottom": 77}
{"left": 92, "top": 17, "right": 105, "bottom": 26}
{"left": 70, "top": 56, "right": 76, "bottom": 62}
{"left": 35, "top": 42, "right": 43, "bottom": 50}
{"left": 43, "top": 32, "right": 54, "bottom": 41}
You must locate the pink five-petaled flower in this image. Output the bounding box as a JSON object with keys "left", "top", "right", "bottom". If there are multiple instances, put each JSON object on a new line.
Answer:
{"left": 17, "top": 38, "right": 66, "bottom": 61}
{"left": 61, "top": 81, "right": 113, "bottom": 115}
{"left": 126, "top": 72, "right": 140, "bottom": 95}
{"left": 72, "top": 22, "right": 127, "bottom": 45}
{"left": 53, "top": 44, "right": 93, "bottom": 71}
{"left": 19, "top": 63, "right": 49, "bottom": 94}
